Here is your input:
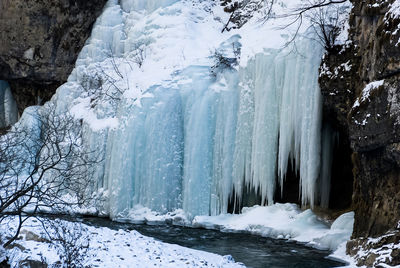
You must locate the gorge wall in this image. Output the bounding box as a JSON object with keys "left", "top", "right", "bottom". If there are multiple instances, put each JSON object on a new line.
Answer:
{"left": 319, "top": 0, "right": 400, "bottom": 265}
{"left": 0, "top": 0, "right": 107, "bottom": 114}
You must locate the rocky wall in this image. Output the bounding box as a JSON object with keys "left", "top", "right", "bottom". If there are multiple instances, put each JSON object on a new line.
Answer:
{"left": 0, "top": 0, "right": 108, "bottom": 113}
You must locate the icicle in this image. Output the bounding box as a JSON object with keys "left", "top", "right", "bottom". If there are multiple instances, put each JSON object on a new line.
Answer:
{"left": 233, "top": 37, "right": 323, "bottom": 208}
{"left": 250, "top": 53, "right": 281, "bottom": 206}
{"left": 181, "top": 66, "right": 217, "bottom": 218}
{"left": 105, "top": 86, "right": 184, "bottom": 218}
{"left": 231, "top": 74, "right": 254, "bottom": 208}
{"left": 210, "top": 70, "right": 240, "bottom": 215}
{"left": 0, "top": 81, "right": 18, "bottom": 128}
{"left": 277, "top": 38, "right": 323, "bottom": 208}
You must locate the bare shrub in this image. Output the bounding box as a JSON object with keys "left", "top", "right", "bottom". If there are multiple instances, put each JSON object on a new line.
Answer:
{"left": 42, "top": 219, "right": 90, "bottom": 268}
{"left": 0, "top": 105, "right": 99, "bottom": 248}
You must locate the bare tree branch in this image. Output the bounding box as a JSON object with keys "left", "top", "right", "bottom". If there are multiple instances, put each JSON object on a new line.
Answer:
{"left": 0, "top": 105, "right": 101, "bottom": 247}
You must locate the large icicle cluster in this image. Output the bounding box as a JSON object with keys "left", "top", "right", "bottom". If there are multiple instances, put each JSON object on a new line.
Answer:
{"left": 23, "top": 0, "right": 336, "bottom": 219}
{"left": 233, "top": 42, "right": 324, "bottom": 208}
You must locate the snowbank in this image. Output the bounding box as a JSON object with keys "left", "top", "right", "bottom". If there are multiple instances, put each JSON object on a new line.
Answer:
{"left": 118, "top": 203, "right": 354, "bottom": 253}
{"left": 193, "top": 204, "right": 354, "bottom": 252}
{"left": 2, "top": 217, "right": 242, "bottom": 268}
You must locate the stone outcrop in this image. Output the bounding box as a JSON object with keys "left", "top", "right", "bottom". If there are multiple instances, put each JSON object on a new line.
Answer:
{"left": 319, "top": 0, "right": 400, "bottom": 265}
{"left": 346, "top": 229, "right": 400, "bottom": 267}
{"left": 0, "top": 0, "right": 108, "bottom": 113}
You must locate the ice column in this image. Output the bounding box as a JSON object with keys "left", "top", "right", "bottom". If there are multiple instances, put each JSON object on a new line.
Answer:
{"left": 0, "top": 81, "right": 18, "bottom": 128}
{"left": 233, "top": 37, "right": 324, "bottom": 208}
{"left": 105, "top": 87, "right": 184, "bottom": 218}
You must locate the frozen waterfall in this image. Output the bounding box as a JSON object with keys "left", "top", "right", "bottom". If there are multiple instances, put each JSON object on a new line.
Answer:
{"left": 33, "top": 0, "right": 335, "bottom": 219}
{"left": 101, "top": 36, "right": 324, "bottom": 218}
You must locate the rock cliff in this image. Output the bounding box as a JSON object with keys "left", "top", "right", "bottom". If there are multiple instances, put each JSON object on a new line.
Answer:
{"left": 0, "top": 0, "right": 107, "bottom": 113}
{"left": 320, "top": 0, "right": 400, "bottom": 265}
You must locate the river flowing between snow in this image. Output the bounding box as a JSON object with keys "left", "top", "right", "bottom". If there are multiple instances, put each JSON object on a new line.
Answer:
{"left": 81, "top": 216, "right": 345, "bottom": 268}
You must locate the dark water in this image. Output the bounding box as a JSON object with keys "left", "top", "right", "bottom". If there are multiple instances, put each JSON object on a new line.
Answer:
{"left": 80, "top": 216, "right": 345, "bottom": 268}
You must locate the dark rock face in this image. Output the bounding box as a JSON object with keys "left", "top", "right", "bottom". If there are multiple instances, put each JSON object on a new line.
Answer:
{"left": 320, "top": 0, "right": 400, "bottom": 247}
{"left": 18, "top": 259, "right": 47, "bottom": 268}
{"left": 0, "top": 0, "right": 108, "bottom": 113}
{"left": 347, "top": 229, "right": 400, "bottom": 266}
{"left": 0, "top": 258, "right": 10, "bottom": 268}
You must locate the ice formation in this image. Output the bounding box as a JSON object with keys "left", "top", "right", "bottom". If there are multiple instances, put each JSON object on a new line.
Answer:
{"left": 193, "top": 204, "right": 355, "bottom": 251}
{"left": 0, "top": 81, "right": 18, "bottom": 128}
{"left": 13, "top": 0, "right": 342, "bottom": 219}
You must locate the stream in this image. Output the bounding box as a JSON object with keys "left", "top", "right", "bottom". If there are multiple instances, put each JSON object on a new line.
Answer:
{"left": 80, "top": 216, "right": 345, "bottom": 268}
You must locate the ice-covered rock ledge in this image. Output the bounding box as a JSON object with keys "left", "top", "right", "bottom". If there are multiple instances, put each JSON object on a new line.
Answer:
{"left": 193, "top": 204, "right": 354, "bottom": 251}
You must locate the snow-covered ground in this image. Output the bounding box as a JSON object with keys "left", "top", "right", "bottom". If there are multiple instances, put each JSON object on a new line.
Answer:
{"left": 0, "top": 204, "right": 356, "bottom": 267}
{"left": 1, "top": 217, "right": 243, "bottom": 268}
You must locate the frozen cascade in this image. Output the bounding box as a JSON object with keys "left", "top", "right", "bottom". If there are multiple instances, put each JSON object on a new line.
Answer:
{"left": 103, "top": 38, "right": 324, "bottom": 218}
{"left": 233, "top": 40, "right": 324, "bottom": 208}
{"left": 22, "top": 0, "right": 336, "bottom": 219}
{"left": 106, "top": 86, "right": 184, "bottom": 217}
{"left": 276, "top": 42, "right": 324, "bottom": 207}
{"left": 0, "top": 81, "right": 18, "bottom": 128}
{"left": 236, "top": 53, "right": 281, "bottom": 207}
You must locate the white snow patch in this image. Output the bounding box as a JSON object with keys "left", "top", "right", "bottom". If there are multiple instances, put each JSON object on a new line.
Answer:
{"left": 190, "top": 204, "right": 354, "bottom": 251}
{"left": 70, "top": 97, "right": 119, "bottom": 131}
{"left": 123, "top": 205, "right": 189, "bottom": 225}
{"left": 353, "top": 80, "right": 385, "bottom": 108}
{"left": 23, "top": 48, "right": 34, "bottom": 60}
{"left": 341, "top": 61, "right": 352, "bottom": 71}
{"left": 386, "top": 1, "right": 400, "bottom": 45}
{"left": 335, "top": 1, "right": 353, "bottom": 46}
{"left": 329, "top": 241, "right": 359, "bottom": 268}
{"left": 2, "top": 217, "right": 242, "bottom": 268}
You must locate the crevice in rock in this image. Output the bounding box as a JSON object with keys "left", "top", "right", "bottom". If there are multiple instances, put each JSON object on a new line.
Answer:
{"left": 8, "top": 80, "right": 61, "bottom": 115}
{"left": 274, "top": 161, "right": 300, "bottom": 205}
{"left": 328, "top": 130, "right": 354, "bottom": 210}
{"left": 228, "top": 186, "right": 263, "bottom": 214}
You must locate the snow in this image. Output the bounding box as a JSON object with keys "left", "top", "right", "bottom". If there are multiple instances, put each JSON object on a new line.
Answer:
{"left": 388, "top": 1, "right": 400, "bottom": 20}
{"left": 112, "top": 203, "right": 355, "bottom": 254}
{"left": 23, "top": 48, "right": 35, "bottom": 60}
{"left": 0, "top": 206, "right": 356, "bottom": 267}
{"left": 332, "top": 1, "right": 353, "bottom": 46}
{"left": 192, "top": 204, "right": 354, "bottom": 252}
{"left": 2, "top": 217, "right": 243, "bottom": 268}
{"left": 335, "top": 229, "right": 400, "bottom": 268}
{"left": 330, "top": 241, "right": 359, "bottom": 268}
{"left": 341, "top": 61, "right": 352, "bottom": 72}
{"left": 385, "top": 0, "right": 400, "bottom": 45}
{"left": 353, "top": 80, "right": 385, "bottom": 108}
{"left": 70, "top": 97, "right": 119, "bottom": 131}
